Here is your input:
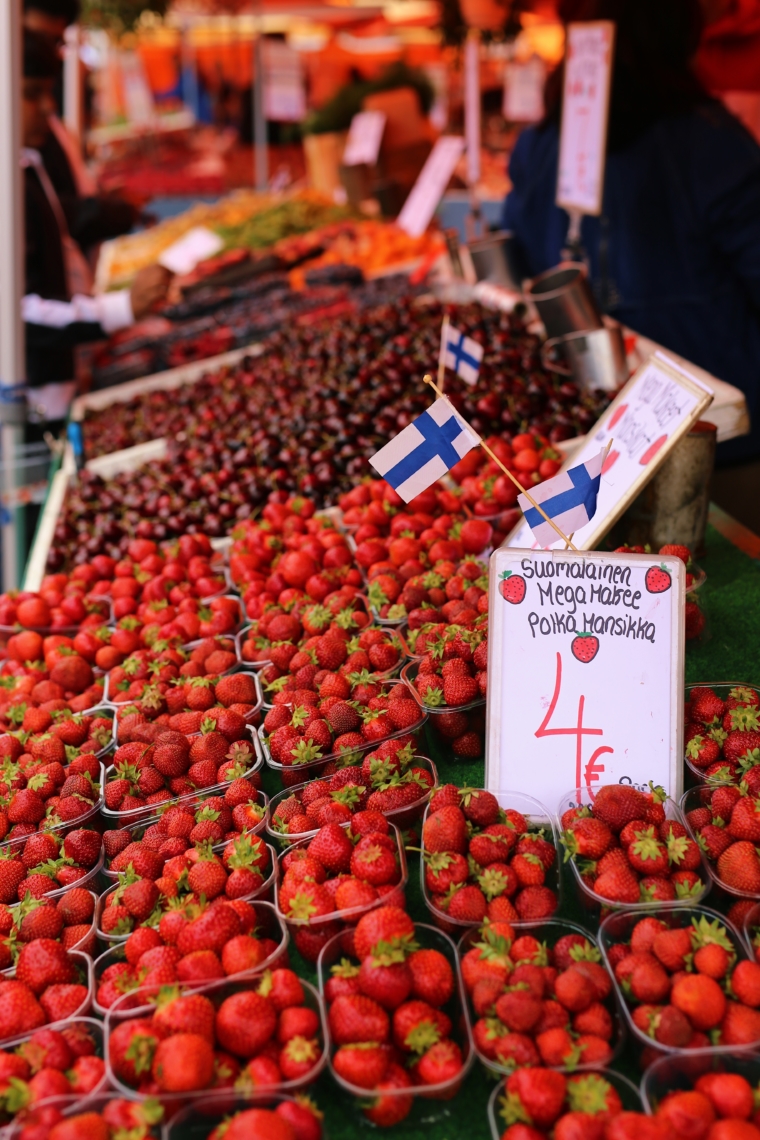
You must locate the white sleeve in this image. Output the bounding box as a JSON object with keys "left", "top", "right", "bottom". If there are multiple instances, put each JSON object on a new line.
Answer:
{"left": 22, "top": 289, "right": 134, "bottom": 334}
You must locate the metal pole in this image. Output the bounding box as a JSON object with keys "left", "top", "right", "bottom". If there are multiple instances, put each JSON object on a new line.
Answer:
{"left": 253, "top": 23, "right": 267, "bottom": 190}
{"left": 63, "top": 23, "right": 82, "bottom": 138}
{"left": 464, "top": 29, "right": 482, "bottom": 242}
{"left": 180, "top": 19, "right": 199, "bottom": 120}
{"left": 0, "top": 0, "right": 28, "bottom": 590}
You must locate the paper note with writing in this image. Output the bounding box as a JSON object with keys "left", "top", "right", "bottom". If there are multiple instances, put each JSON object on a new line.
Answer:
{"left": 503, "top": 56, "right": 546, "bottom": 123}
{"left": 486, "top": 549, "right": 685, "bottom": 808}
{"left": 343, "top": 111, "right": 386, "bottom": 167}
{"left": 464, "top": 35, "right": 481, "bottom": 187}
{"left": 505, "top": 354, "right": 713, "bottom": 551}
{"left": 159, "top": 227, "right": 223, "bottom": 276}
{"left": 397, "top": 136, "right": 466, "bottom": 238}
{"left": 556, "top": 21, "right": 615, "bottom": 215}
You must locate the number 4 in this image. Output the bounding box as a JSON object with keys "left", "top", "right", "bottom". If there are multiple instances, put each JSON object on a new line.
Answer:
{"left": 535, "top": 652, "right": 613, "bottom": 797}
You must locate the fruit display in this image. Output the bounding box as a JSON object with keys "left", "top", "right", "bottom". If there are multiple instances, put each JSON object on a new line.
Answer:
{"left": 267, "top": 750, "right": 436, "bottom": 840}
{"left": 0, "top": 887, "right": 97, "bottom": 963}
{"left": 599, "top": 907, "right": 760, "bottom": 1058}
{"left": 460, "top": 919, "right": 620, "bottom": 1075}
{"left": 420, "top": 787, "right": 560, "bottom": 932}
{"left": 682, "top": 783, "right": 760, "bottom": 902}
{"left": 274, "top": 819, "right": 407, "bottom": 962}
{"left": 683, "top": 682, "right": 760, "bottom": 783}
{"left": 0, "top": 1019, "right": 106, "bottom": 1130}
{"left": 94, "top": 900, "right": 285, "bottom": 1010}
{"left": 106, "top": 972, "right": 326, "bottom": 1097}
{"left": 0, "top": 828, "right": 103, "bottom": 904}
{"left": 317, "top": 911, "right": 471, "bottom": 1125}
{"left": 560, "top": 783, "right": 709, "bottom": 908}
{"left": 488, "top": 1068, "right": 647, "bottom": 1139}
{"left": 0, "top": 948, "right": 91, "bottom": 1044}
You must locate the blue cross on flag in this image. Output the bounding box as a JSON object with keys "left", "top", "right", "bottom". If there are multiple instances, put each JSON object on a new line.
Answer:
{"left": 441, "top": 323, "right": 484, "bottom": 387}
{"left": 369, "top": 398, "right": 481, "bottom": 503}
{"left": 517, "top": 449, "right": 605, "bottom": 546}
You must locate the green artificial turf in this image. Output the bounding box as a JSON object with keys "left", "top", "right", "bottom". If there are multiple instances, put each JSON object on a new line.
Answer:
{"left": 257, "top": 522, "right": 760, "bottom": 1140}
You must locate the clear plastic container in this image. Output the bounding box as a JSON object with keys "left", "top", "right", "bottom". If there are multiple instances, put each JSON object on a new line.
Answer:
{"left": 5, "top": 1093, "right": 162, "bottom": 1140}
{"left": 265, "top": 754, "right": 438, "bottom": 845}
{"left": 25, "top": 845, "right": 105, "bottom": 903}
{"left": 421, "top": 789, "right": 561, "bottom": 936}
{"left": 93, "top": 898, "right": 289, "bottom": 1017}
{"left": 457, "top": 918, "right": 624, "bottom": 1078}
{"left": 742, "top": 901, "right": 760, "bottom": 961}
{"left": 0, "top": 949, "right": 93, "bottom": 1049}
{"left": 486, "top": 1066, "right": 642, "bottom": 1140}
{"left": 259, "top": 682, "right": 427, "bottom": 786}
{"left": 680, "top": 785, "right": 759, "bottom": 903}
{"left": 162, "top": 1093, "right": 330, "bottom": 1140}
{"left": 111, "top": 669, "right": 263, "bottom": 734}
{"left": 598, "top": 905, "right": 749, "bottom": 1060}
{"left": 401, "top": 660, "right": 486, "bottom": 758}
{"left": 179, "top": 595, "right": 246, "bottom": 648}
{"left": 100, "top": 727, "right": 264, "bottom": 825}
{"left": 683, "top": 682, "right": 760, "bottom": 784}
{"left": 317, "top": 921, "right": 474, "bottom": 1119}
{"left": 104, "top": 974, "right": 328, "bottom": 1103}
{"left": 1, "top": 889, "right": 98, "bottom": 972}
{"left": 274, "top": 822, "right": 407, "bottom": 936}
{"left": 96, "top": 843, "right": 278, "bottom": 943}
{"left": 401, "top": 660, "right": 486, "bottom": 716}
{"left": 558, "top": 785, "right": 712, "bottom": 914}
{"left": 102, "top": 788, "right": 270, "bottom": 880}
{"left": 641, "top": 1045, "right": 760, "bottom": 1114}
{"left": 0, "top": 766, "right": 106, "bottom": 852}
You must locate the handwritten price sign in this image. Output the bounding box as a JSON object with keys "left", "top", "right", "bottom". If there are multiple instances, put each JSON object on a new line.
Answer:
{"left": 485, "top": 549, "right": 685, "bottom": 809}
{"left": 556, "top": 21, "right": 615, "bottom": 215}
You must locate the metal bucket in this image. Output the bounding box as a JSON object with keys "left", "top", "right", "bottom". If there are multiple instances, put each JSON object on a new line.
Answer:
{"left": 524, "top": 262, "right": 603, "bottom": 338}
{"left": 609, "top": 421, "right": 717, "bottom": 557}
{"left": 541, "top": 326, "right": 628, "bottom": 393}
{"left": 466, "top": 230, "right": 523, "bottom": 290}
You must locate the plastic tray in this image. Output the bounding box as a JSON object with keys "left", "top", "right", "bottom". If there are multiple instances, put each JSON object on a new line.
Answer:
{"left": 104, "top": 974, "right": 328, "bottom": 1103}
{"left": 96, "top": 842, "right": 278, "bottom": 943}
{"left": 179, "top": 595, "right": 246, "bottom": 648}
{"left": 598, "top": 904, "right": 749, "bottom": 1060}
{"left": 487, "top": 1066, "right": 642, "bottom": 1140}
{"left": 679, "top": 785, "right": 760, "bottom": 903}
{"left": 102, "top": 788, "right": 270, "bottom": 880}
{"left": 0, "top": 771, "right": 106, "bottom": 854}
{"left": 1, "top": 889, "right": 98, "bottom": 972}
{"left": 111, "top": 668, "right": 263, "bottom": 731}
{"left": 93, "top": 898, "right": 288, "bottom": 1017}
{"left": 742, "top": 901, "right": 760, "bottom": 961}
{"left": 640, "top": 1046, "right": 760, "bottom": 1114}
{"left": 274, "top": 822, "right": 407, "bottom": 933}
{"left": 558, "top": 785, "right": 712, "bottom": 914}
{"left": 401, "top": 660, "right": 486, "bottom": 716}
{"left": 317, "top": 921, "right": 474, "bottom": 1118}
{"left": 683, "top": 682, "right": 760, "bottom": 783}
{"left": 160, "top": 1093, "right": 330, "bottom": 1139}
{"left": 23, "top": 845, "right": 105, "bottom": 904}
{"left": 458, "top": 918, "right": 625, "bottom": 1078}
{"left": 265, "top": 754, "right": 438, "bottom": 845}
{"left": 100, "top": 726, "right": 264, "bottom": 825}
{"left": 0, "top": 949, "right": 93, "bottom": 1049}
{"left": 421, "top": 789, "right": 560, "bottom": 935}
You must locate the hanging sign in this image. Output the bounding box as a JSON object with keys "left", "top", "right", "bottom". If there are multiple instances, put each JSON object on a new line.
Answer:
{"left": 464, "top": 32, "right": 481, "bottom": 187}
{"left": 505, "top": 353, "right": 714, "bottom": 551}
{"left": 159, "top": 227, "right": 223, "bottom": 276}
{"left": 503, "top": 56, "right": 546, "bottom": 123}
{"left": 486, "top": 548, "right": 685, "bottom": 806}
{"left": 397, "top": 136, "right": 466, "bottom": 238}
{"left": 343, "top": 111, "right": 386, "bottom": 167}
{"left": 556, "top": 20, "right": 615, "bottom": 215}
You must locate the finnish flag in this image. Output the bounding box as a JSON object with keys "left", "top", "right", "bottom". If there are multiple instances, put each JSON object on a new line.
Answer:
{"left": 518, "top": 449, "right": 605, "bottom": 546}
{"left": 441, "top": 324, "right": 484, "bottom": 386}
{"left": 369, "top": 398, "right": 481, "bottom": 503}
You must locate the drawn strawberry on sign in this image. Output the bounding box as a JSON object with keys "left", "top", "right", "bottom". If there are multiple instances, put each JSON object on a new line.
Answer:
{"left": 571, "top": 632, "right": 599, "bottom": 663}
{"left": 645, "top": 564, "right": 672, "bottom": 593}
{"left": 639, "top": 435, "right": 668, "bottom": 465}
{"left": 607, "top": 404, "right": 628, "bottom": 430}
{"left": 499, "top": 570, "right": 526, "bottom": 604}
{"left": 602, "top": 449, "right": 619, "bottom": 474}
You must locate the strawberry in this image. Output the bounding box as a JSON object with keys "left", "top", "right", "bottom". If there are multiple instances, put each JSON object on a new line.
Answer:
{"left": 671, "top": 973, "right": 726, "bottom": 1030}
{"left": 333, "top": 1042, "right": 389, "bottom": 1089}
{"left": 592, "top": 785, "right": 648, "bottom": 833}
{"left": 502, "top": 1067, "right": 567, "bottom": 1129}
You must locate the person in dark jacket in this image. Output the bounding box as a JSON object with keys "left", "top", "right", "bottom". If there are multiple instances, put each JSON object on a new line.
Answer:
{"left": 22, "top": 30, "right": 170, "bottom": 423}
{"left": 502, "top": 0, "right": 760, "bottom": 463}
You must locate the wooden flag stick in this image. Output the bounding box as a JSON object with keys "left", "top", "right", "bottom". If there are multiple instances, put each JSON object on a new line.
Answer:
{"left": 438, "top": 314, "right": 450, "bottom": 394}
{"left": 422, "top": 374, "right": 578, "bottom": 552}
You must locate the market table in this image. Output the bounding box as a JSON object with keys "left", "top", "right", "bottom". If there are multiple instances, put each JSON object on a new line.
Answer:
{"left": 260, "top": 507, "right": 760, "bottom": 1140}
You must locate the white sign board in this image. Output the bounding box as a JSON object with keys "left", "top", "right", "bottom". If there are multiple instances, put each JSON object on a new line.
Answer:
{"left": 486, "top": 549, "right": 685, "bottom": 808}
{"left": 159, "top": 227, "right": 224, "bottom": 276}
{"left": 503, "top": 56, "right": 546, "bottom": 123}
{"left": 263, "top": 41, "right": 306, "bottom": 122}
{"left": 506, "top": 353, "right": 714, "bottom": 551}
{"left": 397, "top": 136, "right": 466, "bottom": 238}
{"left": 343, "top": 111, "right": 386, "bottom": 167}
{"left": 556, "top": 21, "right": 615, "bottom": 215}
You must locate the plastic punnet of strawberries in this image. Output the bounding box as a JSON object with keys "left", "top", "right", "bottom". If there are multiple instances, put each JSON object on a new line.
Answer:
{"left": 275, "top": 815, "right": 405, "bottom": 963}
{"left": 644, "top": 1063, "right": 760, "bottom": 1139}
{"left": 461, "top": 920, "right": 618, "bottom": 1073}
{"left": 403, "top": 624, "right": 488, "bottom": 759}
{"left": 113, "top": 667, "right": 261, "bottom": 736}
{"left": 492, "top": 1069, "right": 658, "bottom": 1139}
{"left": 98, "top": 834, "right": 272, "bottom": 938}
{"left": 601, "top": 909, "right": 760, "bottom": 1055}
{"left": 319, "top": 905, "right": 468, "bottom": 1127}
{"left": 11, "top": 1097, "right": 164, "bottom": 1140}
{"left": 0, "top": 727, "right": 105, "bottom": 839}
{"left": 420, "top": 786, "right": 559, "bottom": 928}
{"left": 0, "top": 887, "right": 96, "bottom": 965}
{"left": 0, "top": 1022, "right": 106, "bottom": 1127}
{"left": 683, "top": 783, "right": 760, "bottom": 899}
{"left": 0, "top": 947, "right": 90, "bottom": 1044}
{"left": 0, "top": 586, "right": 110, "bottom": 635}
{"left": 0, "top": 827, "right": 102, "bottom": 907}
{"left": 560, "top": 783, "right": 707, "bottom": 906}
{"left": 684, "top": 683, "right": 760, "bottom": 784}
{"left": 107, "top": 971, "right": 324, "bottom": 1098}
{"left": 106, "top": 637, "right": 242, "bottom": 707}
{"left": 268, "top": 742, "right": 435, "bottom": 838}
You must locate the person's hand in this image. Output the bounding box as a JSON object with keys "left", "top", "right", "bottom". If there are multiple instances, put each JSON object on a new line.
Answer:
{"left": 130, "top": 265, "right": 172, "bottom": 320}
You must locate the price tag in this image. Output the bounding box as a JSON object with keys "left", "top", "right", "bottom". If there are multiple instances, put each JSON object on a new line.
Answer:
{"left": 159, "top": 227, "right": 224, "bottom": 276}
{"left": 503, "top": 56, "right": 546, "bottom": 123}
{"left": 464, "top": 34, "right": 481, "bottom": 187}
{"left": 556, "top": 21, "right": 615, "bottom": 215}
{"left": 343, "top": 111, "right": 386, "bottom": 167}
{"left": 486, "top": 548, "right": 685, "bottom": 806}
{"left": 397, "top": 136, "right": 466, "bottom": 238}
{"left": 505, "top": 353, "right": 714, "bottom": 551}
